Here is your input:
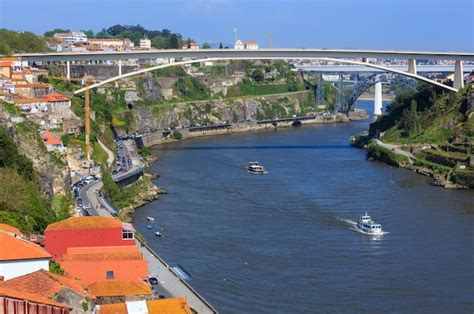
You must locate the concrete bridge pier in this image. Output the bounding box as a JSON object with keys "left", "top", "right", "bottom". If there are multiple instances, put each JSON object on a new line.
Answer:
{"left": 66, "top": 60, "right": 71, "bottom": 80}
{"left": 408, "top": 59, "right": 417, "bottom": 74}
{"left": 118, "top": 59, "right": 122, "bottom": 76}
{"left": 374, "top": 81, "right": 383, "bottom": 115}
{"left": 454, "top": 60, "right": 464, "bottom": 90}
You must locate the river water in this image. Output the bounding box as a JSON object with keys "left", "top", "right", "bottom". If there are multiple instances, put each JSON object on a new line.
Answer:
{"left": 134, "top": 101, "right": 474, "bottom": 313}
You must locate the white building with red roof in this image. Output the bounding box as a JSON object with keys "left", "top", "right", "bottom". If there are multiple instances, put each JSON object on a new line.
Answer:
{"left": 0, "top": 232, "right": 52, "bottom": 280}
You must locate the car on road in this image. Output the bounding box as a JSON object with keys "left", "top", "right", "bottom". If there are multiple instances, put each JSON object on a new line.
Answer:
{"left": 82, "top": 210, "right": 91, "bottom": 216}
{"left": 148, "top": 277, "right": 158, "bottom": 285}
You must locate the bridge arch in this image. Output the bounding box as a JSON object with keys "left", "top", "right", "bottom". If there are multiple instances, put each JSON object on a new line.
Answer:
{"left": 73, "top": 56, "right": 458, "bottom": 95}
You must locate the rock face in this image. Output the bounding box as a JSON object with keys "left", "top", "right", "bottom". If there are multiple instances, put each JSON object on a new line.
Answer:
{"left": 130, "top": 91, "right": 312, "bottom": 133}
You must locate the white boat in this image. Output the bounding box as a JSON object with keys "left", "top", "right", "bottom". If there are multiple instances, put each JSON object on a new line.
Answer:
{"left": 356, "top": 212, "right": 383, "bottom": 235}
{"left": 154, "top": 231, "right": 162, "bottom": 237}
{"left": 247, "top": 161, "right": 267, "bottom": 175}
{"left": 147, "top": 216, "right": 155, "bottom": 222}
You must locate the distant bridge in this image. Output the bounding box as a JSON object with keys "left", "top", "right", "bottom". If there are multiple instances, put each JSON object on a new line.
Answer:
{"left": 13, "top": 48, "right": 474, "bottom": 93}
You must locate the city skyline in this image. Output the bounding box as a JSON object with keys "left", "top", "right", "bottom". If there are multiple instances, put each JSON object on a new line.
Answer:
{"left": 0, "top": 0, "right": 473, "bottom": 51}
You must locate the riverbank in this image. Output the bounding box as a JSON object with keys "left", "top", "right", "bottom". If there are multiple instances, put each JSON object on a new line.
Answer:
{"left": 351, "top": 136, "right": 473, "bottom": 189}
{"left": 139, "top": 109, "right": 369, "bottom": 148}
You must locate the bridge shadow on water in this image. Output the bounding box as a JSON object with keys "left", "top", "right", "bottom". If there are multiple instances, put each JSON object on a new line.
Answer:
{"left": 160, "top": 144, "right": 351, "bottom": 151}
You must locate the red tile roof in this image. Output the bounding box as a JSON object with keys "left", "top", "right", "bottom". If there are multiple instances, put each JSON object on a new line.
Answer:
{"left": 40, "top": 131, "right": 62, "bottom": 146}
{"left": 0, "top": 61, "right": 12, "bottom": 67}
{"left": 0, "top": 286, "right": 69, "bottom": 309}
{"left": 14, "top": 96, "right": 43, "bottom": 104}
{"left": 88, "top": 280, "right": 152, "bottom": 297}
{"left": 42, "top": 93, "right": 69, "bottom": 102}
{"left": 0, "top": 232, "right": 51, "bottom": 261}
{"left": 46, "top": 216, "right": 122, "bottom": 231}
{"left": 0, "top": 223, "right": 22, "bottom": 236}
{"left": 67, "top": 246, "right": 138, "bottom": 255}
{"left": 0, "top": 269, "right": 95, "bottom": 299}
{"left": 62, "top": 251, "right": 143, "bottom": 262}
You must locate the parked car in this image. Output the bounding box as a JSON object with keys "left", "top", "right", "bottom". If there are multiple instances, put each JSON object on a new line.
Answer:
{"left": 149, "top": 277, "right": 158, "bottom": 285}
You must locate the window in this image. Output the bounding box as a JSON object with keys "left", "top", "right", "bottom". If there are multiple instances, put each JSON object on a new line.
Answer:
{"left": 106, "top": 271, "right": 114, "bottom": 280}
{"left": 122, "top": 230, "right": 134, "bottom": 240}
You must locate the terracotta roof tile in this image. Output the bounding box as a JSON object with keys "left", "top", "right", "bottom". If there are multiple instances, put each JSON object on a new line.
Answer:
{"left": 46, "top": 216, "right": 122, "bottom": 231}
{"left": 63, "top": 251, "right": 143, "bottom": 262}
{"left": 147, "top": 298, "right": 192, "bottom": 314}
{"left": 67, "top": 246, "right": 138, "bottom": 255}
{"left": 0, "top": 269, "right": 95, "bottom": 299}
{"left": 0, "top": 61, "right": 12, "bottom": 67}
{"left": 0, "top": 286, "right": 69, "bottom": 308}
{"left": 88, "top": 280, "right": 152, "bottom": 297}
{"left": 40, "top": 131, "right": 62, "bottom": 146}
{"left": 0, "top": 223, "right": 22, "bottom": 236}
{"left": 42, "top": 93, "right": 69, "bottom": 102}
{"left": 98, "top": 303, "right": 127, "bottom": 314}
{"left": 0, "top": 232, "right": 51, "bottom": 261}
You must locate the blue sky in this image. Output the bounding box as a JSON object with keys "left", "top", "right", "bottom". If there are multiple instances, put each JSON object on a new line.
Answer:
{"left": 0, "top": 0, "right": 473, "bottom": 51}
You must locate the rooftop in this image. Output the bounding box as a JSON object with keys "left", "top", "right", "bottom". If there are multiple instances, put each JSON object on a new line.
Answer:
{"left": 0, "top": 286, "right": 69, "bottom": 309}
{"left": 0, "top": 232, "right": 51, "bottom": 261}
{"left": 88, "top": 280, "right": 152, "bottom": 297}
{"left": 0, "top": 223, "right": 22, "bottom": 236}
{"left": 46, "top": 216, "right": 123, "bottom": 231}
{"left": 98, "top": 298, "right": 192, "bottom": 314}
{"left": 40, "top": 131, "right": 62, "bottom": 146}
{"left": 42, "top": 93, "right": 69, "bottom": 102}
{"left": 0, "top": 269, "right": 95, "bottom": 299}
{"left": 14, "top": 96, "right": 44, "bottom": 104}
{"left": 62, "top": 251, "right": 143, "bottom": 262}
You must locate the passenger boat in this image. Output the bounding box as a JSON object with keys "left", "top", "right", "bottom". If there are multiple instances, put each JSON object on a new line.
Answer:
{"left": 247, "top": 161, "right": 267, "bottom": 175}
{"left": 356, "top": 212, "right": 383, "bottom": 235}
{"left": 147, "top": 216, "right": 155, "bottom": 222}
{"left": 154, "top": 231, "right": 162, "bottom": 237}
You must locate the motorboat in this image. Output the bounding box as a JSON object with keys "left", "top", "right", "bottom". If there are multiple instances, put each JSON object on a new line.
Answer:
{"left": 147, "top": 216, "right": 155, "bottom": 222}
{"left": 247, "top": 161, "right": 267, "bottom": 175}
{"left": 147, "top": 225, "right": 153, "bottom": 229}
{"left": 154, "top": 231, "right": 162, "bottom": 237}
{"left": 356, "top": 212, "right": 383, "bottom": 235}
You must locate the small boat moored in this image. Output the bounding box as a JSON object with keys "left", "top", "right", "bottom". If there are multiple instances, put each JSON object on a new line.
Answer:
{"left": 154, "top": 231, "right": 162, "bottom": 237}
{"left": 247, "top": 161, "right": 267, "bottom": 175}
{"left": 356, "top": 212, "right": 383, "bottom": 235}
{"left": 146, "top": 225, "right": 153, "bottom": 229}
{"left": 147, "top": 216, "right": 155, "bottom": 222}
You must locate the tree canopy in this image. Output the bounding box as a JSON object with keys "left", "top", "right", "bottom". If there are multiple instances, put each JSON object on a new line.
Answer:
{"left": 0, "top": 29, "right": 49, "bottom": 55}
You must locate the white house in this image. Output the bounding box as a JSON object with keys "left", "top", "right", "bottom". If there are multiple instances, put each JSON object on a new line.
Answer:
{"left": 234, "top": 40, "right": 244, "bottom": 50}
{"left": 243, "top": 41, "right": 259, "bottom": 50}
{"left": 0, "top": 232, "right": 51, "bottom": 280}
{"left": 53, "top": 31, "right": 88, "bottom": 43}
{"left": 140, "top": 38, "right": 151, "bottom": 49}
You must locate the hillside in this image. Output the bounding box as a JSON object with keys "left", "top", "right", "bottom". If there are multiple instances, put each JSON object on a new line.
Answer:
{"left": 362, "top": 83, "right": 473, "bottom": 188}
{"left": 0, "top": 29, "right": 49, "bottom": 55}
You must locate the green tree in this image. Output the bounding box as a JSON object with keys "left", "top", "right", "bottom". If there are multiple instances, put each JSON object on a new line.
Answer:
{"left": 81, "top": 29, "right": 94, "bottom": 38}
{"left": 44, "top": 28, "right": 70, "bottom": 37}
{"left": 202, "top": 42, "right": 211, "bottom": 49}
{"left": 219, "top": 42, "right": 223, "bottom": 49}
{"left": 169, "top": 34, "right": 180, "bottom": 49}
{"left": 402, "top": 100, "right": 421, "bottom": 137}
{"left": 251, "top": 69, "right": 264, "bottom": 82}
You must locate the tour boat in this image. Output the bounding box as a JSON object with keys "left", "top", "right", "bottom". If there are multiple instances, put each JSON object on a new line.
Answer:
{"left": 356, "top": 212, "right": 383, "bottom": 235}
{"left": 247, "top": 161, "right": 267, "bottom": 175}
{"left": 154, "top": 231, "right": 162, "bottom": 237}
{"left": 147, "top": 216, "right": 155, "bottom": 222}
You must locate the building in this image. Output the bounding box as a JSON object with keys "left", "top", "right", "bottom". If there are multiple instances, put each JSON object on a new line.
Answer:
{"left": 42, "top": 93, "right": 71, "bottom": 115}
{"left": 88, "top": 280, "right": 152, "bottom": 304}
{"left": 140, "top": 38, "right": 151, "bottom": 50}
{"left": 15, "top": 82, "right": 51, "bottom": 98}
{"left": 182, "top": 40, "right": 199, "bottom": 50}
{"left": 13, "top": 96, "right": 47, "bottom": 113}
{"left": 53, "top": 32, "right": 88, "bottom": 44}
{"left": 0, "top": 232, "right": 51, "bottom": 280}
{"left": 0, "top": 286, "right": 71, "bottom": 314}
{"left": 243, "top": 41, "right": 259, "bottom": 50}
{"left": 234, "top": 40, "right": 244, "bottom": 50}
{"left": 0, "top": 269, "right": 95, "bottom": 313}
{"left": 97, "top": 297, "right": 192, "bottom": 314}
{"left": 59, "top": 246, "right": 148, "bottom": 285}
{"left": 0, "top": 61, "right": 12, "bottom": 79}
{"left": 88, "top": 38, "right": 133, "bottom": 51}
{"left": 40, "top": 131, "right": 65, "bottom": 153}
{"left": 45, "top": 217, "right": 136, "bottom": 259}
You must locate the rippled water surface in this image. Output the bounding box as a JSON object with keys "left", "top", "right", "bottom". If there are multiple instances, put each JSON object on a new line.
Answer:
{"left": 134, "top": 101, "right": 474, "bottom": 313}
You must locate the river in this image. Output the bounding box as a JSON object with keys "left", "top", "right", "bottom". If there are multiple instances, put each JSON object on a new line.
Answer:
{"left": 134, "top": 101, "right": 474, "bottom": 313}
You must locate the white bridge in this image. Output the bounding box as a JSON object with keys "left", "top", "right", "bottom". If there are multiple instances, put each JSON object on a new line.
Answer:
{"left": 13, "top": 48, "right": 474, "bottom": 93}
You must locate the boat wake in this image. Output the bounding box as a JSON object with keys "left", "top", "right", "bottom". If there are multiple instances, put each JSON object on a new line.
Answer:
{"left": 337, "top": 217, "right": 389, "bottom": 236}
